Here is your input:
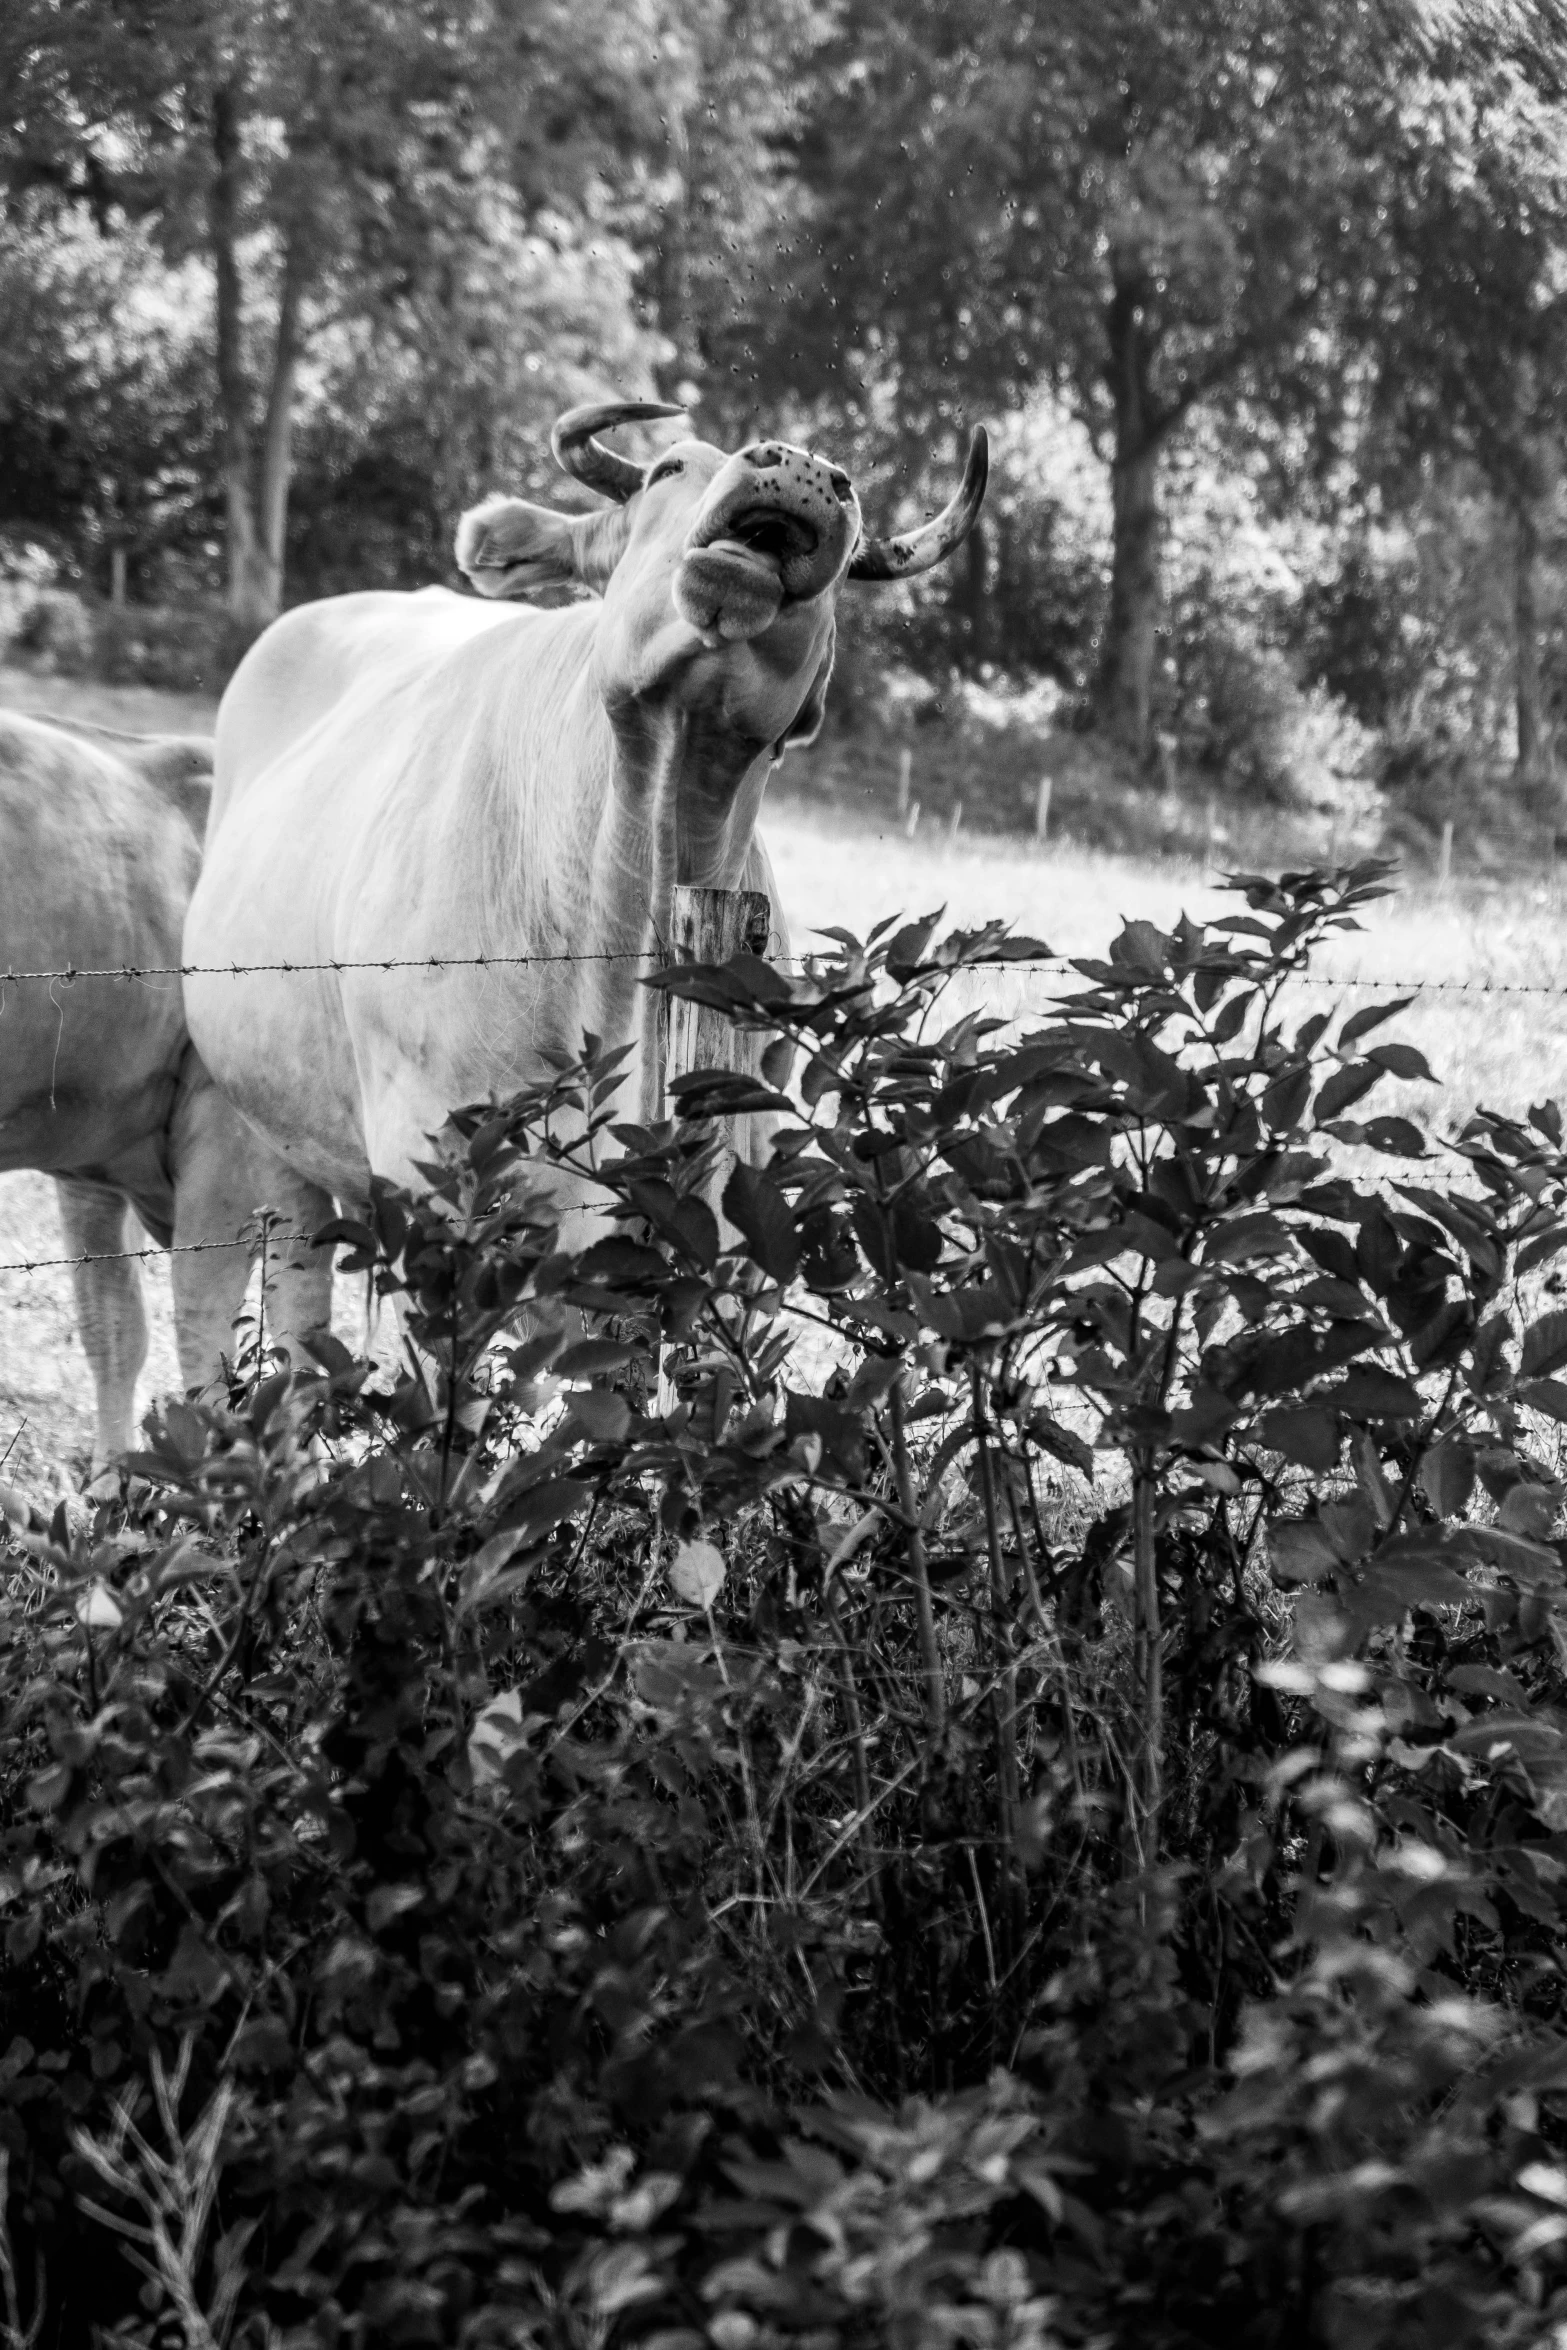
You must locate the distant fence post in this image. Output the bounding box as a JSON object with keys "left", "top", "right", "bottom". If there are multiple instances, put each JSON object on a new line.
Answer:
{"left": 896, "top": 746, "right": 912, "bottom": 820}
{"left": 948, "top": 799, "right": 964, "bottom": 846}
{"left": 905, "top": 801, "right": 921, "bottom": 839}
{"left": 1437, "top": 820, "right": 1454, "bottom": 893}
{"left": 109, "top": 548, "right": 127, "bottom": 609}
{"left": 1034, "top": 773, "right": 1052, "bottom": 843}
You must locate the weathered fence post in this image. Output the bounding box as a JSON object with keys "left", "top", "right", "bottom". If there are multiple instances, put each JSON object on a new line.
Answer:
{"left": 1034, "top": 772, "right": 1052, "bottom": 844}
{"left": 905, "top": 800, "right": 921, "bottom": 840}
{"left": 896, "top": 746, "right": 912, "bottom": 820}
{"left": 1437, "top": 819, "right": 1454, "bottom": 894}
{"left": 948, "top": 799, "right": 964, "bottom": 846}
{"left": 658, "top": 883, "right": 772, "bottom": 1123}
{"left": 109, "top": 548, "right": 127, "bottom": 609}
{"left": 651, "top": 883, "right": 772, "bottom": 1416}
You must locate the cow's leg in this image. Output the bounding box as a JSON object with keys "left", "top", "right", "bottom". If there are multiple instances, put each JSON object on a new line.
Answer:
{"left": 54, "top": 1176, "right": 146, "bottom": 1471}
{"left": 253, "top": 1188, "right": 337, "bottom": 1370}
{"left": 166, "top": 1057, "right": 335, "bottom": 1391}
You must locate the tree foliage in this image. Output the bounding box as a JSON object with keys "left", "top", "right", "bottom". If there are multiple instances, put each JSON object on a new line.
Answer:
{"left": 763, "top": 0, "right": 1432, "bottom": 755}
{"left": 10, "top": 1, "right": 1567, "bottom": 811}
{"left": 0, "top": 0, "right": 673, "bottom": 625}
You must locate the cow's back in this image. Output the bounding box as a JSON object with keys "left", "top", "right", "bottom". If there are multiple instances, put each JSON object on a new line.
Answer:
{"left": 0, "top": 713, "right": 203, "bottom": 1173}
{"left": 210, "top": 588, "right": 522, "bottom": 834}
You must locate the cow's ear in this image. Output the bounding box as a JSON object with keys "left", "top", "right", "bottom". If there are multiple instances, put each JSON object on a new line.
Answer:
{"left": 774, "top": 649, "right": 835, "bottom": 759}
{"left": 455, "top": 496, "right": 634, "bottom": 598}
{"left": 455, "top": 496, "right": 580, "bottom": 598}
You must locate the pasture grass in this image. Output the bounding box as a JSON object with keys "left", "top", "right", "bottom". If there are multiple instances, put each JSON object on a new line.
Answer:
{"left": 4, "top": 662, "right": 1566, "bottom": 1486}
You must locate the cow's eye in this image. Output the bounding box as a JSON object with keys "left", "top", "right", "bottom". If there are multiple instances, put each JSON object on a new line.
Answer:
{"left": 646, "top": 458, "right": 684, "bottom": 486}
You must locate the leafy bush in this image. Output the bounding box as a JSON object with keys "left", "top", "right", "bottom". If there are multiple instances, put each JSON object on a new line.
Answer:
{"left": 6, "top": 865, "right": 1567, "bottom": 2346}
{"left": 90, "top": 601, "right": 256, "bottom": 695}
{"left": 6, "top": 586, "right": 95, "bottom": 676}
{"left": 2, "top": 592, "right": 258, "bottom": 694}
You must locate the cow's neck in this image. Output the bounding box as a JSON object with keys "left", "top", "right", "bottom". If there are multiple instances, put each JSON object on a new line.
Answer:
{"left": 601, "top": 691, "right": 772, "bottom": 928}
{"left": 596, "top": 688, "right": 773, "bottom": 1122}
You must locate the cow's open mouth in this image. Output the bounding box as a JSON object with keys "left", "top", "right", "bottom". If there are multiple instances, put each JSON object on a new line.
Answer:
{"left": 695, "top": 507, "right": 821, "bottom": 578}
{"left": 676, "top": 503, "right": 830, "bottom": 639}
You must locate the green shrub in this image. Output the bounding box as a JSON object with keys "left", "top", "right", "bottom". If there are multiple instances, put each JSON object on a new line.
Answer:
{"left": 5, "top": 865, "right": 1567, "bottom": 2346}
{"left": 7, "top": 586, "right": 95, "bottom": 676}
{"left": 90, "top": 601, "right": 256, "bottom": 694}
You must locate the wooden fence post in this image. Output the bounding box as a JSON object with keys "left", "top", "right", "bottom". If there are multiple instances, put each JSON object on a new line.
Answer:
{"left": 1437, "top": 819, "right": 1454, "bottom": 893}
{"left": 896, "top": 746, "right": 912, "bottom": 820}
{"left": 652, "top": 883, "right": 772, "bottom": 1417}
{"left": 658, "top": 883, "right": 772, "bottom": 1123}
{"left": 1034, "top": 772, "right": 1052, "bottom": 843}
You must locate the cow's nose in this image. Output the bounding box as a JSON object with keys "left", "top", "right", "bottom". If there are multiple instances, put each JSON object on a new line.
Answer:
{"left": 738, "top": 444, "right": 856, "bottom": 506}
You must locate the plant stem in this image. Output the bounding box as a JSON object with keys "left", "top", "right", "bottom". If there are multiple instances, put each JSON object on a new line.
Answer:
{"left": 1130, "top": 1456, "right": 1162, "bottom": 1865}
{"left": 971, "top": 1361, "right": 1022, "bottom": 1959}
{"left": 890, "top": 1373, "right": 945, "bottom": 1735}
{"left": 824, "top": 1579, "right": 881, "bottom": 1914}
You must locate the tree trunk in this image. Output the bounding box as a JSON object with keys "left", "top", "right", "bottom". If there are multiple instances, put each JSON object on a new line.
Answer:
{"left": 257, "top": 236, "right": 307, "bottom": 595}
{"left": 1092, "top": 297, "right": 1164, "bottom": 765}
{"left": 953, "top": 515, "right": 990, "bottom": 672}
{"left": 1515, "top": 492, "right": 1546, "bottom": 792}
{"left": 210, "top": 81, "right": 270, "bottom": 631}
{"left": 653, "top": 100, "right": 693, "bottom": 398}
{"left": 210, "top": 80, "right": 306, "bottom": 634}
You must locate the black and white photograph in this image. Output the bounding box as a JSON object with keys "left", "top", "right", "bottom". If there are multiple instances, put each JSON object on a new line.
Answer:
{"left": 4, "top": 5, "right": 1567, "bottom": 2344}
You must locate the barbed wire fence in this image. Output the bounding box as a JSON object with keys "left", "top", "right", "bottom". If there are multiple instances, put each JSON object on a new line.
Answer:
{"left": 4, "top": 941, "right": 1567, "bottom": 1279}
{"left": 10, "top": 947, "right": 1567, "bottom": 992}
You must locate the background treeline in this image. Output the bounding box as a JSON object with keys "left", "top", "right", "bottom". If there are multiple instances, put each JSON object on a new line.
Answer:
{"left": 6, "top": 0, "right": 1567, "bottom": 849}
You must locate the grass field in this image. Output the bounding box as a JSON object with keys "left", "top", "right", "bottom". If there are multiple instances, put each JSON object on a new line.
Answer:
{"left": 5, "top": 659, "right": 1566, "bottom": 1492}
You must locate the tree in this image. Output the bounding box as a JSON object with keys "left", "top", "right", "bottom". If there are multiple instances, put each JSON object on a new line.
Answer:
{"left": 772, "top": 0, "right": 1428, "bottom": 766}
{"left": 0, "top": 207, "right": 214, "bottom": 583}
{"left": 1, "top": 0, "right": 669, "bottom": 627}
{"left": 633, "top": 0, "right": 828, "bottom": 431}
{"left": 283, "top": 200, "right": 668, "bottom": 599}
{"left": 1370, "top": 28, "right": 1567, "bottom": 797}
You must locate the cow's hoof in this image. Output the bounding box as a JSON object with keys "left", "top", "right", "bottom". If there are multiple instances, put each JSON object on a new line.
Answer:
{"left": 85, "top": 1466, "right": 153, "bottom": 1514}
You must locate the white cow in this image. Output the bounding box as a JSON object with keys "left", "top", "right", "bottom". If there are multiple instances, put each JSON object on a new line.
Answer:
{"left": 0, "top": 711, "right": 330, "bottom": 1467}
{"left": 180, "top": 401, "right": 987, "bottom": 1309}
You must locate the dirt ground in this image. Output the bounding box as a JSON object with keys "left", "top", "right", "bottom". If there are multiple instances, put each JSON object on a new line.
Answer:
{"left": 5, "top": 658, "right": 1566, "bottom": 1497}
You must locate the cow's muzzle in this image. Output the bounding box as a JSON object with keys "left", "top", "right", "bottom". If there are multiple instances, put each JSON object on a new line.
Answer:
{"left": 674, "top": 441, "right": 860, "bottom": 639}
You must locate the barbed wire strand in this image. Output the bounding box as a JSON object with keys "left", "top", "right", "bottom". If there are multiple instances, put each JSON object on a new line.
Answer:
{"left": 7, "top": 949, "right": 1567, "bottom": 995}
{"left": 0, "top": 1234, "right": 319, "bottom": 1275}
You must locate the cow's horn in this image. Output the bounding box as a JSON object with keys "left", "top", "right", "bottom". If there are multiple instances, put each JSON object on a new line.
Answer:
{"left": 551, "top": 400, "right": 687, "bottom": 503}
{"left": 847, "top": 426, "right": 990, "bottom": 581}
